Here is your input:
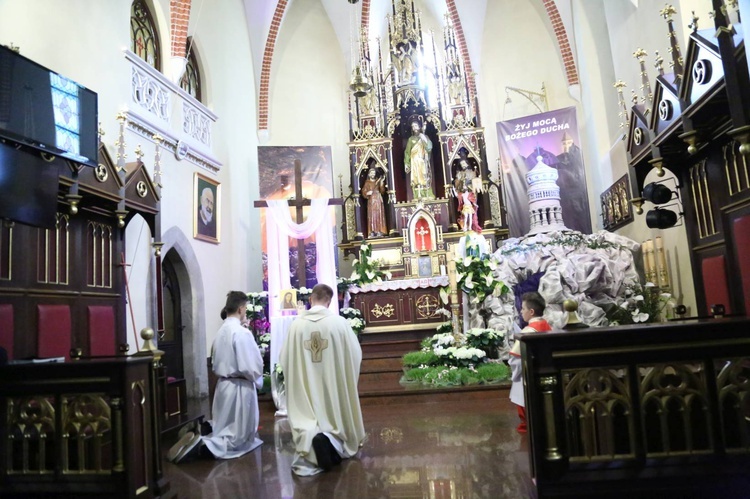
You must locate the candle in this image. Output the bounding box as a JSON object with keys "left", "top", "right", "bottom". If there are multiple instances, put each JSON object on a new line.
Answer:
{"left": 643, "top": 239, "right": 656, "bottom": 284}
{"left": 655, "top": 236, "right": 670, "bottom": 288}
{"left": 447, "top": 253, "right": 458, "bottom": 292}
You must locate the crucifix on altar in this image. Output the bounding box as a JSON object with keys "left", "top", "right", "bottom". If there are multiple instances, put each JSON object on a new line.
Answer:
{"left": 253, "top": 159, "right": 343, "bottom": 288}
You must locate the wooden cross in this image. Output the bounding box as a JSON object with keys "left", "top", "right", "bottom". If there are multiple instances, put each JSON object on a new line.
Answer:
{"left": 253, "top": 159, "right": 343, "bottom": 287}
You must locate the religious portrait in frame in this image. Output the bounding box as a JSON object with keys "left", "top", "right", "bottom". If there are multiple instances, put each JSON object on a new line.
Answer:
{"left": 194, "top": 173, "right": 220, "bottom": 243}
{"left": 279, "top": 288, "right": 298, "bottom": 313}
{"left": 418, "top": 255, "right": 433, "bottom": 278}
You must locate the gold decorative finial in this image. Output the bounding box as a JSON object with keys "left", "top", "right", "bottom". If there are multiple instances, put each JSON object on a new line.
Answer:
{"left": 654, "top": 51, "right": 664, "bottom": 73}
{"left": 660, "top": 4, "right": 677, "bottom": 20}
{"left": 631, "top": 90, "right": 639, "bottom": 105}
{"left": 98, "top": 122, "right": 105, "bottom": 139}
{"left": 633, "top": 48, "right": 647, "bottom": 60}
{"left": 152, "top": 133, "right": 164, "bottom": 144}
{"left": 116, "top": 111, "right": 127, "bottom": 123}
{"left": 134, "top": 145, "right": 144, "bottom": 160}
{"left": 688, "top": 11, "right": 699, "bottom": 32}
{"left": 613, "top": 80, "right": 626, "bottom": 89}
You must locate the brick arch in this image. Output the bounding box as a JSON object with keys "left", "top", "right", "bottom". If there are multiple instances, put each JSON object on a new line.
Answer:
{"left": 542, "top": 0, "right": 579, "bottom": 86}
{"left": 170, "top": 0, "right": 192, "bottom": 58}
{"left": 258, "top": 0, "right": 289, "bottom": 130}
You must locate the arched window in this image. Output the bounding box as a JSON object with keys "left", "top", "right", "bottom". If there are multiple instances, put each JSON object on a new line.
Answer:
{"left": 180, "top": 39, "right": 202, "bottom": 102}
{"left": 130, "top": 0, "right": 161, "bottom": 71}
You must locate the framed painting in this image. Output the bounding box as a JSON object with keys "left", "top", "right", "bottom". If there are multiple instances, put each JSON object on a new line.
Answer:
{"left": 194, "top": 172, "right": 220, "bottom": 243}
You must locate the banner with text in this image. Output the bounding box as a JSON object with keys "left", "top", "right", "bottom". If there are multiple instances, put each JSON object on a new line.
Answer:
{"left": 496, "top": 107, "right": 592, "bottom": 237}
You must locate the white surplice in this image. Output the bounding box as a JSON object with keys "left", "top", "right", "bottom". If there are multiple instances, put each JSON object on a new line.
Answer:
{"left": 279, "top": 305, "right": 365, "bottom": 476}
{"left": 203, "top": 317, "right": 264, "bottom": 459}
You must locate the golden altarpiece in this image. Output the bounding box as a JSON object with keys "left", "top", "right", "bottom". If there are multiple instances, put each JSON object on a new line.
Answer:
{"left": 339, "top": 0, "right": 507, "bottom": 335}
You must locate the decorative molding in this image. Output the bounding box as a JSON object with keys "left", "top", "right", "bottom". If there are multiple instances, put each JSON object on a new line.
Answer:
{"left": 123, "top": 49, "right": 220, "bottom": 173}
{"left": 182, "top": 101, "right": 211, "bottom": 146}
{"left": 124, "top": 109, "right": 222, "bottom": 173}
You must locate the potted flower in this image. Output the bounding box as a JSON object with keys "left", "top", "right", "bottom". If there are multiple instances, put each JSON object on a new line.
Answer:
{"left": 340, "top": 307, "right": 366, "bottom": 336}
{"left": 350, "top": 242, "right": 391, "bottom": 286}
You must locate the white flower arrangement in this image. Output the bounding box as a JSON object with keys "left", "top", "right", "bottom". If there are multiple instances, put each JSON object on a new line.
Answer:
{"left": 350, "top": 242, "right": 389, "bottom": 286}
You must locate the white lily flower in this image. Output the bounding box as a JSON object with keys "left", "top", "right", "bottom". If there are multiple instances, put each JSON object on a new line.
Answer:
{"left": 366, "top": 270, "right": 375, "bottom": 280}
{"left": 351, "top": 271, "right": 360, "bottom": 280}
{"left": 439, "top": 288, "right": 449, "bottom": 304}
{"left": 644, "top": 282, "right": 656, "bottom": 287}
{"left": 464, "top": 274, "right": 474, "bottom": 289}
{"left": 634, "top": 295, "right": 644, "bottom": 301}
{"left": 632, "top": 309, "right": 649, "bottom": 322}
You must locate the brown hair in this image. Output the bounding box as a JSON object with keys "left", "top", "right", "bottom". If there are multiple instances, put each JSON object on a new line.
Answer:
{"left": 221, "top": 291, "right": 248, "bottom": 320}
{"left": 310, "top": 283, "right": 334, "bottom": 305}
{"left": 521, "top": 292, "right": 546, "bottom": 317}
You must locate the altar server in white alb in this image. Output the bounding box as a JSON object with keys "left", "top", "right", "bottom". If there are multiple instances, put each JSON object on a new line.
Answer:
{"left": 280, "top": 283, "right": 366, "bottom": 476}
{"left": 170, "top": 291, "right": 264, "bottom": 463}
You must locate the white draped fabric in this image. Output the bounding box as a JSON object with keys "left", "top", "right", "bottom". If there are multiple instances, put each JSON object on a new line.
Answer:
{"left": 265, "top": 198, "right": 338, "bottom": 315}
{"left": 269, "top": 315, "right": 295, "bottom": 415}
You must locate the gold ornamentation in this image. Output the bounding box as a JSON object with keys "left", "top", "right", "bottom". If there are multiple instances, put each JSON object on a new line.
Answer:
{"left": 38, "top": 214, "right": 70, "bottom": 285}
{"left": 345, "top": 198, "right": 357, "bottom": 240}
{"left": 136, "top": 180, "right": 148, "bottom": 198}
{"left": 304, "top": 331, "right": 329, "bottom": 363}
{"left": 7, "top": 396, "right": 57, "bottom": 473}
{"left": 371, "top": 303, "right": 395, "bottom": 318}
{"left": 639, "top": 363, "right": 711, "bottom": 455}
{"left": 415, "top": 294, "right": 440, "bottom": 319}
{"left": 61, "top": 394, "right": 111, "bottom": 473}
{"left": 95, "top": 163, "right": 108, "bottom": 182}
{"left": 563, "top": 368, "right": 634, "bottom": 460}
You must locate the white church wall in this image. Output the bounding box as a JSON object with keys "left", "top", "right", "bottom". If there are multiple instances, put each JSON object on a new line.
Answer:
{"left": 0, "top": 0, "right": 261, "bottom": 372}
{"left": 570, "top": 0, "right": 699, "bottom": 314}
{"left": 570, "top": 0, "right": 622, "bottom": 230}
{"left": 264, "top": 0, "right": 351, "bottom": 276}
{"left": 476, "top": 0, "right": 580, "bottom": 228}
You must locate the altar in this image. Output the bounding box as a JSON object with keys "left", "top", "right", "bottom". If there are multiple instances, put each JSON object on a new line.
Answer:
{"left": 337, "top": 1, "right": 507, "bottom": 333}
{"left": 350, "top": 277, "right": 449, "bottom": 334}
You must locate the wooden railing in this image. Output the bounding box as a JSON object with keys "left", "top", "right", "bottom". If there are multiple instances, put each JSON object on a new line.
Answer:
{"left": 521, "top": 317, "right": 750, "bottom": 498}
{"left": 0, "top": 356, "right": 170, "bottom": 498}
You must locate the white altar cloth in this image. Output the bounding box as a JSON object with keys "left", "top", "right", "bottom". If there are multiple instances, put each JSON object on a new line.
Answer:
{"left": 350, "top": 276, "right": 448, "bottom": 294}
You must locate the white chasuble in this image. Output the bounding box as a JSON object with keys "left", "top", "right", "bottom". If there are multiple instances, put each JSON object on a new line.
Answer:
{"left": 203, "top": 317, "right": 264, "bottom": 459}
{"left": 279, "top": 306, "right": 365, "bottom": 476}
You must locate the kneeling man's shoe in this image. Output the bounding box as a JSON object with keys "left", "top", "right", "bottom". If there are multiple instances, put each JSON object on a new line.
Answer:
{"left": 312, "top": 434, "right": 336, "bottom": 472}
{"left": 174, "top": 433, "right": 204, "bottom": 464}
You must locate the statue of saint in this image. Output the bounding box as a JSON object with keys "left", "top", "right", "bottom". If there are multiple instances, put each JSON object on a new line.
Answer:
{"left": 457, "top": 189, "right": 481, "bottom": 233}
{"left": 361, "top": 168, "right": 387, "bottom": 237}
{"left": 404, "top": 121, "right": 434, "bottom": 199}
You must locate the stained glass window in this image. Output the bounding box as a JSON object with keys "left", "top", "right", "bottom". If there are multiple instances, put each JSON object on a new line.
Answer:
{"left": 50, "top": 74, "right": 81, "bottom": 159}
{"left": 131, "top": 0, "right": 160, "bottom": 71}
{"left": 180, "top": 39, "right": 202, "bottom": 102}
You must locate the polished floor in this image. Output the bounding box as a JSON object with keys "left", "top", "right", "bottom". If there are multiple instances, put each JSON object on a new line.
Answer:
{"left": 163, "top": 397, "right": 536, "bottom": 498}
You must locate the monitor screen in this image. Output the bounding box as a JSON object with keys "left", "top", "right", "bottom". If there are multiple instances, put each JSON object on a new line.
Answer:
{"left": 0, "top": 144, "right": 59, "bottom": 229}
{"left": 0, "top": 45, "right": 98, "bottom": 167}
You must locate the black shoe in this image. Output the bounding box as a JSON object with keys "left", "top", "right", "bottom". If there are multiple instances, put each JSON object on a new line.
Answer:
{"left": 312, "top": 433, "right": 336, "bottom": 472}
{"left": 200, "top": 420, "right": 213, "bottom": 436}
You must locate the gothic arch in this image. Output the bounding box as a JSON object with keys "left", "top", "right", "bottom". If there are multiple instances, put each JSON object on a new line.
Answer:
{"left": 160, "top": 226, "right": 208, "bottom": 399}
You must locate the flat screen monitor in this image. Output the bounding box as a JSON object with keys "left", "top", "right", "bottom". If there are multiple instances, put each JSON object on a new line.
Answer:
{"left": 0, "top": 45, "right": 98, "bottom": 167}
{"left": 0, "top": 144, "right": 59, "bottom": 229}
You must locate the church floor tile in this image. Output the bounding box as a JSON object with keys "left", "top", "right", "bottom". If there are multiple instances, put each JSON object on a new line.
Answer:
{"left": 163, "top": 397, "right": 536, "bottom": 498}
